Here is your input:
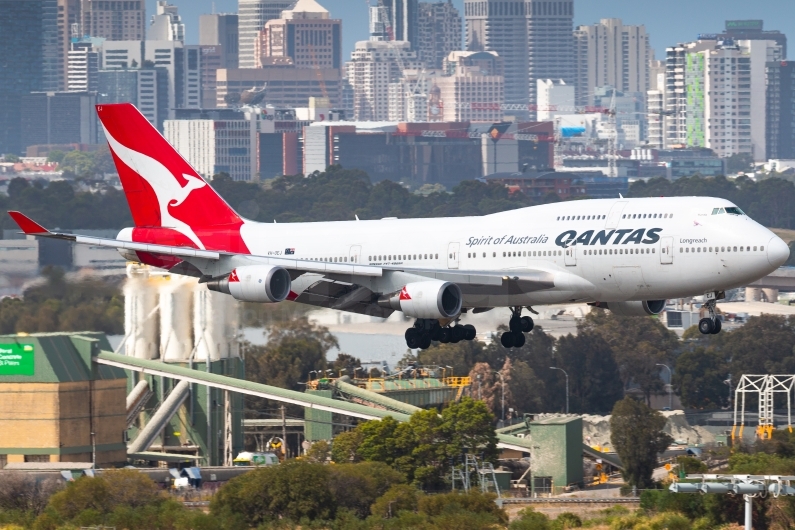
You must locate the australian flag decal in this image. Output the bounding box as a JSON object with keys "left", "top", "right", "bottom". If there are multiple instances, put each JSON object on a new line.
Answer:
{"left": 285, "top": 248, "right": 295, "bottom": 255}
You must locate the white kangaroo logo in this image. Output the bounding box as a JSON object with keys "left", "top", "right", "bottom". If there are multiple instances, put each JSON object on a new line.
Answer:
{"left": 102, "top": 125, "right": 207, "bottom": 249}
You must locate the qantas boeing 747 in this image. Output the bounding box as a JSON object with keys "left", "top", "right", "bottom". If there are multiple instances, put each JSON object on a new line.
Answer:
{"left": 8, "top": 104, "right": 791, "bottom": 348}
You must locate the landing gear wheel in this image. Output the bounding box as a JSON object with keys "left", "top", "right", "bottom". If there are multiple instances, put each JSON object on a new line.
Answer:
{"left": 463, "top": 324, "right": 477, "bottom": 341}
{"left": 405, "top": 328, "right": 421, "bottom": 349}
{"left": 512, "top": 331, "right": 526, "bottom": 348}
{"left": 698, "top": 318, "right": 715, "bottom": 335}
{"left": 520, "top": 316, "right": 534, "bottom": 333}
{"left": 500, "top": 332, "right": 515, "bottom": 348}
{"left": 710, "top": 317, "right": 722, "bottom": 334}
{"left": 451, "top": 325, "right": 465, "bottom": 343}
{"left": 439, "top": 327, "right": 451, "bottom": 343}
{"left": 419, "top": 334, "right": 432, "bottom": 349}
{"left": 430, "top": 326, "right": 443, "bottom": 342}
{"left": 509, "top": 315, "right": 523, "bottom": 333}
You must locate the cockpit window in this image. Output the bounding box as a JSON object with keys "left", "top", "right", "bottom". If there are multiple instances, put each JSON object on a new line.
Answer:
{"left": 712, "top": 208, "right": 724, "bottom": 215}
{"left": 725, "top": 207, "right": 744, "bottom": 215}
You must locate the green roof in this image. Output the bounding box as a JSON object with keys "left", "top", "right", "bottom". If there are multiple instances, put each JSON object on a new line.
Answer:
{"left": 0, "top": 332, "right": 126, "bottom": 383}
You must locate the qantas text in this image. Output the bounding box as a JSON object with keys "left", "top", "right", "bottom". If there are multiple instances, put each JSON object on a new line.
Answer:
{"left": 555, "top": 228, "right": 662, "bottom": 248}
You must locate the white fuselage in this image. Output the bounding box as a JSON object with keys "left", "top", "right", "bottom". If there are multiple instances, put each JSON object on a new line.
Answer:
{"left": 234, "top": 197, "right": 787, "bottom": 308}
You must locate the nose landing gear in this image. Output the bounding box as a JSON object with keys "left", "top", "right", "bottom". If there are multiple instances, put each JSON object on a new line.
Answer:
{"left": 500, "top": 307, "right": 534, "bottom": 348}
{"left": 698, "top": 296, "right": 722, "bottom": 335}
{"left": 405, "top": 319, "right": 477, "bottom": 349}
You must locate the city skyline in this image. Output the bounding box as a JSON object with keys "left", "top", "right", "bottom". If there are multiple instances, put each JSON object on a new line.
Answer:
{"left": 146, "top": 0, "right": 795, "bottom": 61}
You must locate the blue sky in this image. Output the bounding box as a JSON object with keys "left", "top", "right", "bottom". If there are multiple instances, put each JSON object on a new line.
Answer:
{"left": 147, "top": 0, "right": 795, "bottom": 61}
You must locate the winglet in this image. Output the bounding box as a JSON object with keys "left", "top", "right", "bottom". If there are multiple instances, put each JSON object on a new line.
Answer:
{"left": 7, "top": 211, "right": 49, "bottom": 235}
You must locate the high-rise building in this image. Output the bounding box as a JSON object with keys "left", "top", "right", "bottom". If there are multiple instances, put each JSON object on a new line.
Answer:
{"left": 0, "top": 1, "right": 50, "bottom": 155}
{"left": 199, "top": 13, "right": 239, "bottom": 67}
{"left": 379, "top": 0, "right": 418, "bottom": 47}
{"left": 148, "top": 1, "right": 184, "bottom": 42}
{"left": 216, "top": 67, "right": 340, "bottom": 109}
{"left": 81, "top": 0, "right": 145, "bottom": 41}
{"left": 465, "top": 0, "right": 574, "bottom": 116}
{"left": 98, "top": 68, "right": 169, "bottom": 130}
{"left": 666, "top": 38, "right": 783, "bottom": 159}
{"left": 573, "top": 19, "right": 651, "bottom": 107}
{"left": 165, "top": 108, "right": 268, "bottom": 182}
{"left": 54, "top": 0, "right": 82, "bottom": 91}
{"left": 369, "top": 5, "right": 388, "bottom": 41}
{"left": 435, "top": 51, "right": 503, "bottom": 122}
{"left": 536, "top": 79, "right": 574, "bottom": 121}
{"left": 199, "top": 14, "right": 239, "bottom": 109}
{"left": 67, "top": 39, "right": 102, "bottom": 92}
{"left": 256, "top": 0, "right": 341, "bottom": 70}
{"left": 20, "top": 92, "right": 99, "bottom": 150}
{"left": 42, "top": 0, "right": 61, "bottom": 92}
{"left": 347, "top": 40, "right": 420, "bottom": 121}
{"left": 711, "top": 20, "right": 787, "bottom": 58}
{"left": 766, "top": 61, "right": 795, "bottom": 160}
{"left": 417, "top": 1, "right": 462, "bottom": 69}
{"left": 238, "top": 0, "right": 295, "bottom": 69}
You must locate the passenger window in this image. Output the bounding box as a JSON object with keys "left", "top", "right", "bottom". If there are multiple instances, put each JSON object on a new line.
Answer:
{"left": 754, "top": 246, "right": 757, "bottom": 251}
{"left": 435, "top": 254, "right": 438, "bottom": 259}
{"left": 733, "top": 247, "right": 737, "bottom": 252}
{"left": 482, "top": 253, "right": 486, "bottom": 257}
{"left": 622, "top": 215, "right": 626, "bottom": 218}
{"left": 761, "top": 246, "right": 765, "bottom": 251}
{"left": 643, "top": 214, "right": 647, "bottom": 219}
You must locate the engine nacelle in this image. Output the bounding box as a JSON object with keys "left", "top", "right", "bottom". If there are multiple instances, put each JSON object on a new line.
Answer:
{"left": 602, "top": 300, "right": 667, "bottom": 317}
{"left": 378, "top": 280, "right": 463, "bottom": 319}
{"left": 206, "top": 265, "right": 292, "bottom": 303}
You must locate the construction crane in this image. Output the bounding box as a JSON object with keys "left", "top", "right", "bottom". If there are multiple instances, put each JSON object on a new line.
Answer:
{"left": 606, "top": 90, "right": 617, "bottom": 178}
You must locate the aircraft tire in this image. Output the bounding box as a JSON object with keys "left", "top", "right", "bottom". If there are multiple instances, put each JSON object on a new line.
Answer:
{"left": 520, "top": 316, "right": 534, "bottom": 333}
{"left": 500, "top": 332, "right": 515, "bottom": 348}
{"left": 698, "top": 318, "right": 714, "bottom": 335}
{"left": 419, "top": 334, "right": 432, "bottom": 349}
{"left": 513, "top": 331, "right": 526, "bottom": 348}
{"left": 439, "top": 327, "right": 452, "bottom": 343}
{"left": 406, "top": 328, "right": 421, "bottom": 348}
{"left": 509, "top": 315, "right": 523, "bottom": 333}
{"left": 463, "top": 324, "right": 476, "bottom": 341}
{"left": 451, "top": 325, "right": 465, "bottom": 343}
{"left": 710, "top": 318, "right": 722, "bottom": 334}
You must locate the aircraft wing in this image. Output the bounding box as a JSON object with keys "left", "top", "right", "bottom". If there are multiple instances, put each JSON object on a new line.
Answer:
{"left": 8, "top": 211, "right": 558, "bottom": 303}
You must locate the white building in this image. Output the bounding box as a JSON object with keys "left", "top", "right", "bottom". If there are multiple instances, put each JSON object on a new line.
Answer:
{"left": 537, "top": 79, "right": 575, "bottom": 121}
{"left": 574, "top": 19, "right": 652, "bottom": 106}
{"left": 665, "top": 38, "right": 783, "bottom": 158}
{"left": 346, "top": 40, "right": 420, "bottom": 121}
{"left": 67, "top": 41, "right": 101, "bottom": 92}
{"left": 148, "top": 1, "right": 185, "bottom": 42}
{"left": 165, "top": 108, "right": 263, "bottom": 182}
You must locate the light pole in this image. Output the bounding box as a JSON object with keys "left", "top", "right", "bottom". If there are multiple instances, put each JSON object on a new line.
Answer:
{"left": 656, "top": 363, "right": 673, "bottom": 410}
{"left": 550, "top": 367, "right": 569, "bottom": 414}
{"left": 493, "top": 371, "right": 505, "bottom": 424}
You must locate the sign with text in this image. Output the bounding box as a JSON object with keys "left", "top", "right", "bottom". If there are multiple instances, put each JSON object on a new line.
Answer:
{"left": 0, "top": 344, "right": 34, "bottom": 376}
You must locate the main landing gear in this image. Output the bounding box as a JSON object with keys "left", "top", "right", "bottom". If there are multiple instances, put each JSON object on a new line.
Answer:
{"left": 698, "top": 296, "right": 722, "bottom": 335}
{"left": 405, "top": 319, "right": 477, "bottom": 349}
{"left": 500, "top": 307, "right": 534, "bottom": 348}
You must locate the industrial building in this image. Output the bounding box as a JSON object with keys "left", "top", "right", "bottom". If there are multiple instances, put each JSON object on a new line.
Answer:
{"left": 0, "top": 332, "right": 128, "bottom": 468}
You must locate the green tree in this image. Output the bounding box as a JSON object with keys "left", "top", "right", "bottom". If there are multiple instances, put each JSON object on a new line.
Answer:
{"left": 610, "top": 397, "right": 673, "bottom": 488}
{"left": 579, "top": 310, "right": 679, "bottom": 404}
{"left": 417, "top": 490, "right": 507, "bottom": 525}
{"left": 725, "top": 152, "right": 754, "bottom": 174}
{"left": 673, "top": 346, "right": 729, "bottom": 408}
{"left": 61, "top": 150, "right": 94, "bottom": 175}
{"left": 327, "top": 462, "right": 405, "bottom": 518}
{"left": 440, "top": 397, "right": 499, "bottom": 464}
{"left": 370, "top": 484, "right": 420, "bottom": 518}
{"left": 46, "top": 150, "right": 66, "bottom": 164}
{"left": 554, "top": 331, "right": 624, "bottom": 414}
{"left": 210, "top": 461, "right": 334, "bottom": 525}
{"left": 3, "top": 153, "right": 20, "bottom": 162}
{"left": 331, "top": 429, "right": 364, "bottom": 463}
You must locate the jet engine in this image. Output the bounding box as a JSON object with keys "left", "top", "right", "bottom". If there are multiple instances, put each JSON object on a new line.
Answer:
{"left": 206, "top": 265, "right": 292, "bottom": 303}
{"left": 600, "top": 300, "right": 667, "bottom": 317}
{"left": 378, "top": 280, "right": 463, "bottom": 319}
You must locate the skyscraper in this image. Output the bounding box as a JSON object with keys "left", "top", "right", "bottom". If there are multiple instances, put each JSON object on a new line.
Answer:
{"left": 465, "top": 0, "right": 574, "bottom": 116}
{"left": 81, "top": 0, "right": 145, "bottom": 41}
{"left": 417, "top": 1, "right": 461, "bottom": 69}
{"left": 0, "top": 1, "right": 50, "bottom": 155}
{"left": 199, "top": 13, "right": 239, "bottom": 67}
{"left": 238, "top": 0, "right": 295, "bottom": 69}
{"left": 379, "top": 0, "right": 418, "bottom": 48}
{"left": 257, "top": 0, "right": 341, "bottom": 70}
{"left": 574, "top": 19, "right": 651, "bottom": 107}
{"left": 766, "top": 61, "right": 795, "bottom": 160}
{"left": 148, "top": 1, "right": 184, "bottom": 42}
{"left": 347, "top": 40, "right": 419, "bottom": 120}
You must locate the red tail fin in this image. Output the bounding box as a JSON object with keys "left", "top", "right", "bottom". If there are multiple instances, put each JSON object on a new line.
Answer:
{"left": 96, "top": 103, "right": 248, "bottom": 253}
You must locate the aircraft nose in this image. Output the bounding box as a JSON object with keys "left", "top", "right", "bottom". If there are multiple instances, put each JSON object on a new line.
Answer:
{"left": 767, "top": 236, "right": 790, "bottom": 268}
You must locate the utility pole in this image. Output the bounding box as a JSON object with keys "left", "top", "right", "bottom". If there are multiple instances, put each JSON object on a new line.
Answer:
{"left": 281, "top": 405, "right": 288, "bottom": 458}
{"left": 550, "top": 367, "right": 569, "bottom": 414}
